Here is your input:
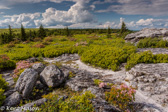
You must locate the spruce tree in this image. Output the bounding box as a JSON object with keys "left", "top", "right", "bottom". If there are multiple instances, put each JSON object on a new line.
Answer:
{"left": 20, "top": 24, "right": 26, "bottom": 41}
{"left": 120, "top": 22, "right": 127, "bottom": 34}
{"left": 38, "top": 24, "right": 46, "bottom": 39}
{"left": 8, "top": 25, "right": 13, "bottom": 42}
{"left": 65, "top": 26, "right": 70, "bottom": 37}
{"left": 107, "top": 26, "right": 111, "bottom": 38}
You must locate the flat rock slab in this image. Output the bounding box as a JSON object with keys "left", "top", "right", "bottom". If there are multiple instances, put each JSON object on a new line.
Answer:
{"left": 125, "top": 28, "right": 168, "bottom": 43}
{"left": 66, "top": 70, "right": 101, "bottom": 91}
{"left": 15, "top": 68, "right": 39, "bottom": 98}
{"left": 137, "top": 48, "right": 168, "bottom": 54}
{"left": 126, "top": 63, "right": 168, "bottom": 110}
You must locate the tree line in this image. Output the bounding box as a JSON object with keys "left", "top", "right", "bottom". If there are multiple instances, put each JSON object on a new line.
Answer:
{"left": 0, "top": 21, "right": 130, "bottom": 44}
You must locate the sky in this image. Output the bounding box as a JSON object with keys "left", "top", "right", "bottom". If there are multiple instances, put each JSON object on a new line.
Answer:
{"left": 0, "top": 0, "right": 168, "bottom": 30}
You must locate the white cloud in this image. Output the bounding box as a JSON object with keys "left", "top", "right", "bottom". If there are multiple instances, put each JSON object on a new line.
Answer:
{"left": 35, "top": 0, "right": 94, "bottom": 27}
{"left": 95, "top": 0, "right": 168, "bottom": 16}
{"left": 0, "top": 0, "right": 94, "bottom": 28}
{"left": 0, "top": 13, "right": 41, "bottom": 28}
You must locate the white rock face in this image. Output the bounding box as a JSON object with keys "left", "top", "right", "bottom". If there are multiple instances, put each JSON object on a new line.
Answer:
{"left": 125, "top": 28, "right": 168, "bottom": 43}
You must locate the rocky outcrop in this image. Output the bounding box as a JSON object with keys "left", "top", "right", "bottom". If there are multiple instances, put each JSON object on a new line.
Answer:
{"left": 40, "top": 65, "right": 65, "bottom": 87}
{"left": 66, "top": 70, "right": 100, "bottom": 91}
{"left": 26, "top": 57, "right": 39, "bottom": 63}
{"left": 125, "top": 28, "right": 168, "bottom": 43}
{"left": 32, "top": 63, "right": 46, "bottom": 74}
{"left": 4, "top": 92, "right": 22, "bottom": 106}
{"left": 15, "top": 68, "right": 39, "bottom": 98}
{"left": 137, "top": 48, "right": 168, "bottom": 54}
{"left": 126, "top": 63, "right": 168, "bottom": 108}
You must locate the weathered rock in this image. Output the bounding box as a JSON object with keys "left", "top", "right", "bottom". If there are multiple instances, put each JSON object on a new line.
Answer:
{"left": 91, "top": 98, "right": 120, "bottom": 112}
{"left": 3, "top": 92, "right": 22, "bottom": 106}
{"left": 4, "top": 88, "right": 16, "bottom": 97}
{"left": 32, "top": 63, "right": 46, "bottom": 74}
{"left": 84, "top": 86, "right": 105, "bottom": 98}
{"left": 66, "top": 70, "right": 101, "bottom": 91}
{"left": 126, "top": 63, "right": 168, "bottom": 108}
{"left": 15, "top": 68, "right": 39, "bottom": 98}
{"left": 23, "top": 98, "right": 47, "bottom": 107}
{"left": 125, "top": 28, "right": 168, "bottom": 43}
{"left": 26, "top": 57, "right": 38, "bottom": 63}
{"left": 2, "top": 72, "right": 15, "bottom": 87}
{"left": 137, "top": 48, "right": 168, "bottom": 54}
{"left": 40, "top": 65, "right": 65, "bottom": 87}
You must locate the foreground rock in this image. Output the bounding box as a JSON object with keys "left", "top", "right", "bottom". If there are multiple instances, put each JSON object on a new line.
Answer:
{"left": 125, "top": 28, "right": 168, "bottom": 43}
{"left": 32, "top": 63, "right": 46, "bottom": 74}
{"left": 126, "top": 63, "right": 168, "bottom": 111}
{"left": 15, "top": 68, "right": 39, "bottom": 98}
{"left": 137, "top": 48, "right": 168, "bottom": 54}
{"left": 40, "top": 65, "right": 65, "bottom": 87}
{"left": 4, "top": 92, "right": 22, "bottom": 106}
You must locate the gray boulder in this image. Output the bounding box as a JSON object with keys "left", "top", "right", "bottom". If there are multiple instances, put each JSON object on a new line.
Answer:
{"left": 15, "top": 68, "right": 39, "bottom": 98}
{"left": 40, "top": 65, "right": 65, "bottom": 87}
{"left": 32, "top": 63, "right": 46, "bottom": 74}
{"left": 3, "top": 92, "right": 22, "bottom": 106}
{"left": 125, "top": 28, "right": 168, "bottom": 43}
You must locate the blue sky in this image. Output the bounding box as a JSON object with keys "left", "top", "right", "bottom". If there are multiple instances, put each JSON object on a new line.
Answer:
{"left": 0, "top": 0, "right": 168, "bottom": 30}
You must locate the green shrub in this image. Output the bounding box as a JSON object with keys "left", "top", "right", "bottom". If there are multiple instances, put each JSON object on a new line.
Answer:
{"left": 0, "top": 54, "right": 16, "bottom": 71}
{"left": 37, "top": 91, "right": 95, "bottom": 112}
{"left": 137, "top": 37, "right": 168, "bottom": 48}
{"left": 0, "top": 89, "right": 6, "bottom": 106}
{"left": 0, "top": 74, "right": 8, "bottom": 106}
{"left": 126, "top": 51, "right": 168, "bottom": 70}
{"left": 0, "top": 74, "right": 8, "bottom": 89}
{"left": 81, "top": 45, "right": 136, "bottom": 71}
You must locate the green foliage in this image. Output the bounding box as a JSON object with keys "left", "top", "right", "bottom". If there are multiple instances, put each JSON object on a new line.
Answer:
{"left": 20, "top": 24, "right": 27, "bottom": 41}
{"left": 65, "top": 26, "right": 70, "bottom": 37}
{"left": 81, "top": 39, "right": 136, "bottom": 71}
{"left": 0, "top": 74, "right": 8, "bottom": 106}
{"left": 120, "top": 22, "right": 127, "bottom": 34}
{"left": 105, "top": 84, "right": 135, "bottom": 112}
{"left": 0, "top": 54, "right": 16, "bottom": 71}
{"left": 0, "top": 74, "right": 8, "bottom": 89}
{"left": 0, "top": 89, "right": 6, "bottom": 106}
{"left": 126, "top": 51, "right": 168, "bottom": 70}
{"left": 107, "top": 26, "right": 111, "bottom": 38}
{"left": 37, "top": 91, "right": 95, "bottom": 112}
{"left": 94, "top": 79, "right": 103, "bottom": 86}
{"left": 137, "top": 37, "right": 168, "bottom": 48}
{"left": 38, "top": 24, "right": 46, "bottom": 39}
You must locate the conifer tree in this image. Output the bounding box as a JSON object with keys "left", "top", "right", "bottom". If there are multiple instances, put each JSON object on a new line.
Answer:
{"left": 120, "top": 22, "right": 127, "bottom": 34}
{"left": 20, "top": 24, "right": 26, "bottom": 41}
{"left": 107, "top": 26, "right": 111, "bottom": 38}
{"left": 65, "top": 26, "right": 70, "bottom": 37}
{"left": 38, "top": 24, "right": 46, "bottom": 39}
{"left": 8, "top": 25, "right": 13, "bottom": 42}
